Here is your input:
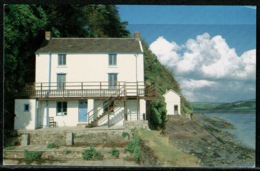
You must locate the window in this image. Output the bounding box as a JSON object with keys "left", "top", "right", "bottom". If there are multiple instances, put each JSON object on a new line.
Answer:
{"left": 57, "top": 102, "right": 67, "bottom": 116}
{"left": 57, "top": 74, "right": 66, "bottom": 90}
{"left": 24, "top": 104, "right": 30, "bottom": 112}
{"left": 109, "top": 54, "right": 117, "bottom": 66}
{"left": 58, "top": 54, "right": 66, "bottom": 66}
{"left": 108, "top": 73, "right": 117, "bottom": 88}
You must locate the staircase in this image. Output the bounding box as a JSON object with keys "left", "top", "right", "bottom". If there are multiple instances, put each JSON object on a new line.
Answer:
{"left": 87, "top": 86, "right": 126, "bottom": 128}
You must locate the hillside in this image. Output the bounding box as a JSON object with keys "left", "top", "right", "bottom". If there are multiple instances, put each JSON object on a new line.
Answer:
{"left": 142, "top": 41, "right": 193, "bottom": 129}
{"left": 191, "top": 99, "right": 255, "bottom": 112}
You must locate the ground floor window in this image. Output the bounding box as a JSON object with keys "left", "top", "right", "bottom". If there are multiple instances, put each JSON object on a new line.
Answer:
{"left": 57, "top": 101, "right": 67, "bottom": 116}
{"left": 24, "top": 104, "right": 30, "bottom": 112}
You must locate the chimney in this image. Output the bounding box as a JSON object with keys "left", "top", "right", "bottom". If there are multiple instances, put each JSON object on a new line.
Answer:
{"left": 134, "top": 32, "right": 140, "bottom": 40}
{"left": 45, "top": 31, "right": 51, "bottom": 40}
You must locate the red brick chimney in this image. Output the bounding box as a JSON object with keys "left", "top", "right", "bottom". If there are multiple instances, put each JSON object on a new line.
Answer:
{"left": 45, "top": 31, "right": 51, "bottom": 40}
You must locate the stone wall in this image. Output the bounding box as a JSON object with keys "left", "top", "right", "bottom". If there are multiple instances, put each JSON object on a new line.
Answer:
{"left": 123, "top": 120, "right": 149, "bottom": 130}
{"left": 17, "top": 130, "right": 131, "bottom": 146}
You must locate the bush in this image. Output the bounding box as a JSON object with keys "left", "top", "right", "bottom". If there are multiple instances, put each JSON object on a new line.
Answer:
{"left": 109, "top": 147, "right": 119, "bottom": 158}
{"left": 64, "top": 149, "right": 72, "bottom": 154}
{"left": 122, "top": 132, "right": 130, "bottom": 140}
{"left": 24, "top": 150, "right": 42, "bottom": 161}
{"left": 124, "top": 136, "right": 142, "bottom": 163}
{"left": 5, "top": 146, "right": 14, "bottom": 150}
{"left": 47, "top": 143, "right": 56, "bottom": 149}
{"left": 82, "top": 146, "right": 103, "bottom": 160}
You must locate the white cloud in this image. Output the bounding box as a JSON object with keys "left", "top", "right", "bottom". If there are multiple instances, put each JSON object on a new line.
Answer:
{"left": 180, "top": 79, "right": 217, "bottom": 90}
{"left": 149, "top": 33, "right": 256, "bottom": 80}
{"left": 149, "top": 36, "right": 180, "bottom": 66}
{"left": 149, "top": 33, "right": 256, "bottom": 102}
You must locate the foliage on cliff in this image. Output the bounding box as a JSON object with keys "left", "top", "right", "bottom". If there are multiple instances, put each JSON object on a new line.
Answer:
{"left": 142, "top": 42, "right": 193, "bottom": 129}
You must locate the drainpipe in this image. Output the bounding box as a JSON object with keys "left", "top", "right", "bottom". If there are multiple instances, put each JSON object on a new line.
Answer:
{"left": 135, "top": 53, "right": 138, "bottom": 82}
{"left": 46, "top": 52, "right": 52, "bottom": 128}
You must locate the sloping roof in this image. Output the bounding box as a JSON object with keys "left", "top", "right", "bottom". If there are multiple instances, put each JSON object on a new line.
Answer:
{"left": 163, "top": 89, "right": 181, "bottom": 97}
{"left": 36, "top": 38, "right": 143, "bottom": 53}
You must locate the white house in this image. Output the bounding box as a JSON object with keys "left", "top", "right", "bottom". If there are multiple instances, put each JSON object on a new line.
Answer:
{"left": 163, "top": 89, "right": 181, "bottom": 115}
{"left": 14, "top": 31, "right": 156, "bottom": 130}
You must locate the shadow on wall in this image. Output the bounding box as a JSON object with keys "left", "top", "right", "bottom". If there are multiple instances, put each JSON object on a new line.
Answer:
{"left": 98, "top": 107, "right": 124, "bottom": 126}
{"left": 15, "top": 100, "right": 34, "bottom": 130}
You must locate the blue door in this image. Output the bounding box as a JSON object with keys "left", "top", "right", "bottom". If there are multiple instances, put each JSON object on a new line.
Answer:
{"left": 78, "top": 101, "right": 87, "bottom": 122}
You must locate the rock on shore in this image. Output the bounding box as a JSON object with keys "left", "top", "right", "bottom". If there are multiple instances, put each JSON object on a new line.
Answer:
{"left": 164, "top": 113, "right": 255, "bottom": 167}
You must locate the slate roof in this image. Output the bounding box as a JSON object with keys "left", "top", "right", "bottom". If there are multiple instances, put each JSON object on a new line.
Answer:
{"left": 36, "top": 38, "right": 142, "bottom": 53}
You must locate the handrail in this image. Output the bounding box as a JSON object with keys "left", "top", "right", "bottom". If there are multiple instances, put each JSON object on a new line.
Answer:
{"left": 87, "top": 86, "right": 126, "bottom": 125}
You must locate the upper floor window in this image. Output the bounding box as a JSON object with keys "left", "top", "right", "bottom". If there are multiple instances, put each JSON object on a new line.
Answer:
{"left": 58, "top": 54, "right": 66, "bottom": 66}
{"left": 109, "top": 54, "right": 117, "bottom": 66}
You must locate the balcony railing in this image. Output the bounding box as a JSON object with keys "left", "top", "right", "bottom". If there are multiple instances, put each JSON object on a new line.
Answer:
{"left": 20, "top": 81, "right": 156, "bottom": 99}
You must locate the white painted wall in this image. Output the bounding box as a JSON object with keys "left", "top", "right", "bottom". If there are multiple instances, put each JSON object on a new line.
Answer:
{"left": 35, "top": 53, "right": 144, "bottom": 85}
{"left": 163, "top": 90, "right": 181, "bottom": 115}
{"left": 32, "top": 42, "right": 147, "bottom": 128}
{"left": 14, "top": 99, "right": 37, "bottom": 130}
{"left": 38, "top": 100, "right": 79, "bottom": 127}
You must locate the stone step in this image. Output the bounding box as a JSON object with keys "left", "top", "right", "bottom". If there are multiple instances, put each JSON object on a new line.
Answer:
{"left": 4, "top": 145, "right": 134, "bottom": 161}
{"left": 3, "top": 158, "right": 140, "bottom": 167}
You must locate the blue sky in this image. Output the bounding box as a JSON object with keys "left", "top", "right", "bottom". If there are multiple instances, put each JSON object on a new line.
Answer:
{"left": 118, "top": 5, "right": 256, "bottom": 102}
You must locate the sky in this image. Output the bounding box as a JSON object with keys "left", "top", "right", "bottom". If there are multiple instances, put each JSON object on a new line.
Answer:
{"left": 118, "top": 5, "right": 256, "bottom": 103}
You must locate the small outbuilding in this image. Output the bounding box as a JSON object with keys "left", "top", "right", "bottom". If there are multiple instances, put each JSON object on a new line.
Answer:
{"left": 163, "top": 89, "right": 181, "bottom": 115}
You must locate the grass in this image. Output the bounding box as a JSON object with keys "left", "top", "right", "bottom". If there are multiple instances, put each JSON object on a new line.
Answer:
{"left": 135, "top": 129, "right": 199, "bottom": 167}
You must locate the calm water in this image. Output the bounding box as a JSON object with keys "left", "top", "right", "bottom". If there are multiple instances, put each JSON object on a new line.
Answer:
{"left": 203, "top": 111, "right": 256, "bottom": 149}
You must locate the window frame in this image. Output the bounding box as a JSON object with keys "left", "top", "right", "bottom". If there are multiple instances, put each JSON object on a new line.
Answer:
{"left": 58, "top": 54, "right": 66, "bottom": 66}
{"left": 108, "top": 73, "right": 118, "bottom": 89}
{"left": 57, "top": 73, "right": 66, "bottom": 90}
{"left": 56, "top": 101, "right": 67, "bottom": 116}
{"left": 108, "top": 54, "right": 117, "bottom": 66}
{"left": 24, "top": 104, "right": 30, "bottom": 112}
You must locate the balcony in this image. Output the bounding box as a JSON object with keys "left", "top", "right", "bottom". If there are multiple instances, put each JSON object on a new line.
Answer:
{"left": 20, "top": 82, "right": 157, "bottom": 100}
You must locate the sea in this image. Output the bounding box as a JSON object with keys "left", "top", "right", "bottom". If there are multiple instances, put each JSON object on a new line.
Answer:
{"left": 202, "top": 110, "right": 256, "bottom": 150}
{"left": 201, "top": 110, "right": 256, "bottom": 167}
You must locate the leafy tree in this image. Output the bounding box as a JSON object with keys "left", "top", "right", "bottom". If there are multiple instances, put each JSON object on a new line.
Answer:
{"left": 4, "top": 4, "right": 48, "bottom": 131}
{"left": 142, "top": 40, "right": 193, "bottom": 130}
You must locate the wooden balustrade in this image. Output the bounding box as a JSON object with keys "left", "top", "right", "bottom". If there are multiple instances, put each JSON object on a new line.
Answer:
{"left": 20, "top": 82, "right": 156, "bottom": 99}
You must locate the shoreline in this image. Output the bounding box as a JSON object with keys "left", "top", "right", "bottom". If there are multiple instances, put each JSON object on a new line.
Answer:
{"left": 165, "top": 113, "right": 255, "bottom": 167}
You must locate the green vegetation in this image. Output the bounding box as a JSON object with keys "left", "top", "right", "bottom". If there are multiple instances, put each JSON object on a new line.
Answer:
{"left": 124, "top": 134, "right": 142, "bottom": 163}
{"left": 143, "top": 42, "right": 193, "bottom": 130}
{"left": 191, "top": 99, "right": 255, "bottom": 112}
{"left": 24, "top": 150, "right": 43, "bottom": 161}
{"left": 82, "top": 145, "right": 103, "bottom": 160}
{"left": 121, "top": 132, "right": 130, "bottom": 140}
{"left": 63, "top": 149, "right": 72, "bottom": 154}
{"left": 5, "top": 146, "right": 14, "bottom": 150}
{"left": 135, "top": 129, "right": 199, "bottom": 166}
{"left": 47, "top": 143, "right": 56, "bottom": 149}
{"left": 109, "top": 147, "right": 120, "bottom": 158}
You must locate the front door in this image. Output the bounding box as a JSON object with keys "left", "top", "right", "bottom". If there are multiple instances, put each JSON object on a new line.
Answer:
{"left": 108, "top": 73, "right": 117, "bottom": 89}
{"left": 174, "top": 105, "right": 178, "bottom": 115}
{"left": 57, "top": 74, "right": 66, "bottom": 90}
{"left": 78, "top": 101, "right": 88, "bottom": 122}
